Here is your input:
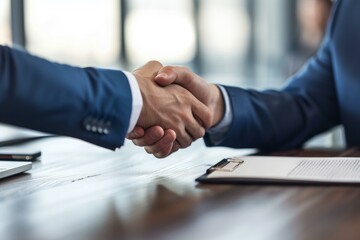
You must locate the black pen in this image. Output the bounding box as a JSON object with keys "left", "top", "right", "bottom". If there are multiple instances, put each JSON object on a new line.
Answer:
{"left": 0, "top": 152, "right": 41, "bottom": 161}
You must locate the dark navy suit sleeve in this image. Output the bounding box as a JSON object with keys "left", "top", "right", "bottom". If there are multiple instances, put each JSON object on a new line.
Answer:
{"left": 0, "top": 46, "right": 133, "bottom": 150}
{"left": 204, "top": 0, "right": 343, "bottom": 151}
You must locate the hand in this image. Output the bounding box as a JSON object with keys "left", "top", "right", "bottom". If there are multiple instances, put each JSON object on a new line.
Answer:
{"left": 155, "top": 66, "right": 224, "bottom": 126}
{"left": 132, "top": 61, "right": 212, "bottom": 151}
{"left": 128, "top": 66, "right": 225, "bottom": 158}
{"left": 127, "top": 126, "right": 177, "bottom": 157}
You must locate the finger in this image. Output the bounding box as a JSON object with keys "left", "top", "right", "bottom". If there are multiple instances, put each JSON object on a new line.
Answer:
{"left": 143, "top": 129, "right": 176, "bottom": 156}
{"left": 155, "top": 67, "right": 209, "bottom": 103}
{"left": 176, "top": 127, "right": 193, "bottom": 149}
{"left": 170, "top": 141, "right": 181, "bottom": 154}
{"left": 154, "top": 66, "right": 180, "bottom": 86}
{"left": 184, "top": 114, "right": 206, "bottom": 141}
{"left": 153, "top": 130, "right": 178, "bottom": 158}
{"left": 132, "top": 126, "right": 165, "bottom": 147}
{"left": 126, "top": 126, "right": 145, "bottom": 140}
{"left": 191, "top": 100, "right": 212, "bottom": 130}
{"left": 185, "top": 125, "right": 205, "bottom": 142}
{"left": 155, "top": 66, "right": 195, "bottom": 87}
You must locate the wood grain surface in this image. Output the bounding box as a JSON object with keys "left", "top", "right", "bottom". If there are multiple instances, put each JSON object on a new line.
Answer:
{"left": 0, "top": 137, "right": 359, "bottom": 240}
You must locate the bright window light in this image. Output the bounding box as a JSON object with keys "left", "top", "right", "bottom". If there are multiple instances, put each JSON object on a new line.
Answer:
{"left": 0, "top": 0, "right": 11, "bottom": 45}
{"left": 25, "top": 0, "right": 119, "bottom": 66}
{"left": 125, "top": 0, "right": 195, "bottom": 66}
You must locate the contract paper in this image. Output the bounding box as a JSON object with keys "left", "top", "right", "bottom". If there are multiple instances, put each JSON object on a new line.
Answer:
{"left": 206, "top": 156, "right": 360, "bottom": 183}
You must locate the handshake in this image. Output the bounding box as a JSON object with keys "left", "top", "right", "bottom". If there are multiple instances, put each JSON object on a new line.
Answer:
{"left": 126, "top": 61, "right": 225, "bottom": 158}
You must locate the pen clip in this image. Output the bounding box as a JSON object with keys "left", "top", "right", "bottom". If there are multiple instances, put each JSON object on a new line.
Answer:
{"left": 207, "top": 157, "right": 244, "bottom": 174}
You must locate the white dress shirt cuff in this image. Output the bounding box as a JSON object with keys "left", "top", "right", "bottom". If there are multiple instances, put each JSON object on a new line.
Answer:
{"left": 123, "top": 71, "right": 143, "bottom": 134}
{"left": 206, "top": 85, "right": 233, "bottom": 144}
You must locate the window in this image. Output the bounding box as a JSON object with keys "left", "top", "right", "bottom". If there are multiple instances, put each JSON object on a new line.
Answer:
{"left": 125, "top": 0, "right": 195, "bottom": 68}
{"left": 0, "top": 0, "right": 11, "bottom": 45}
{"left": 197, "top": 0, "right": 295, "bottom": 88}
{"left": 25, "top": 0, "right": 120, "bottom": 67}
{"left": 199, "top": 0, "right": 250, "bottom": 86}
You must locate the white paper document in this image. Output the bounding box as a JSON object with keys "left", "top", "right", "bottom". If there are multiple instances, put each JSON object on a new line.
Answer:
{"left": 200, "top": 156, "right": 360, "bottom": 183}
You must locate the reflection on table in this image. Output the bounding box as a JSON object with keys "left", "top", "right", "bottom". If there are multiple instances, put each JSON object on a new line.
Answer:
{"left": 0, "top": 136, "right": 359, "bottom": 240}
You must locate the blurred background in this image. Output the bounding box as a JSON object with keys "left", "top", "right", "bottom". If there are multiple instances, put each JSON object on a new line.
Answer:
{"left": 0, "top": 0, "right": 343, "bottom": 148}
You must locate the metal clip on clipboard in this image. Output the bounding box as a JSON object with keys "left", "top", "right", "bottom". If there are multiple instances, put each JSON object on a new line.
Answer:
{"left": 207, "top": 157, "right": 244, "bottom": 174}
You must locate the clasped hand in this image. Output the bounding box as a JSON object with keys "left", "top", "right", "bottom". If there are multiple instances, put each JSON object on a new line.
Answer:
{"left": 127, "top": 61, "right": 224, "bottom": 158}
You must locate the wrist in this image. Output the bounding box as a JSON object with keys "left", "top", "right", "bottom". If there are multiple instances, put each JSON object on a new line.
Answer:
{"left": 123, "top": 71, "right": 143, "bottom": 133}
{"left": 209, "top": 84, "right": 225, "bottom": 127}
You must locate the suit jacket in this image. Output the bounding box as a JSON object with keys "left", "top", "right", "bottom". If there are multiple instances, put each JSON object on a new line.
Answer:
{"left": 205, "top": 0, "right": 359, "bottom": 151}
{"left": 0, "top": 46, "right": 132, "bottom": 150}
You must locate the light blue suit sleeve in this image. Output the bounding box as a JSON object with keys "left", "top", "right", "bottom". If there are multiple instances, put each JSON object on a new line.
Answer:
{"left": 0, "top": 46, "right": 133, "bottom": 150}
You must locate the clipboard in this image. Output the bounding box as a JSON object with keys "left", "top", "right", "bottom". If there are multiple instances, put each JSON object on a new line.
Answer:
{"left": 196, "top": 156, "right": 360, "bottom": 184}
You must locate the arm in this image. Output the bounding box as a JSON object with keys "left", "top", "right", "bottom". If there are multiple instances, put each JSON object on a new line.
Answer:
{"left": 129, "top": 0, "right": 342, "bottom": 155}
{"left": 131, "top": 40, "right": 339, "bottom": 154}
{"left": 128, "top": 67, "right": 225, "bottom": 157}
{"left": 133, "top": 61, "right": 212, "bottom": 149}
{"left": 130, "top": 35, "right": 339, "bottom": 154}
{"left": 0, "top": 47, "right": 211, "bottom": 150}
{"left": 131, "top": 37, "right": 339, "bottom": 154}
{"left": 0, "top": 46, "right": 133, "bottom": 149}
{"left": 206, "top": 0, "right": 341, "bottom": 150}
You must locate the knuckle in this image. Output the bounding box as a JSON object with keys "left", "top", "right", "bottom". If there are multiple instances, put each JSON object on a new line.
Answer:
{"left": 180, "top": 111, "right": 191, "bottom": 122}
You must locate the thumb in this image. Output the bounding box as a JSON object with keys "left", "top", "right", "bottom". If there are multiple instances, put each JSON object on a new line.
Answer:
{"left": 155, "top": 66, "right": 210, "bottom": 104}
{"left": 154, "top": 67, "right": 178, "bottom": 86}
{"left": 133, "top": 60, "right": 163, "bottom": 77}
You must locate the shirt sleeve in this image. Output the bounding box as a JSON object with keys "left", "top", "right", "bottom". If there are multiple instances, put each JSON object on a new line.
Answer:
{"left": 206, "top": 85, "right": 233, "bottom": 145}
{"left": 122, "top": 71, "right": 143, "bottom": 134}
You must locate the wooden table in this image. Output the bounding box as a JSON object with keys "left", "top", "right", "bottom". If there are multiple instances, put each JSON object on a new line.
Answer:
{"left": 0, "top": 137, "right": 360, "bottom": 240}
